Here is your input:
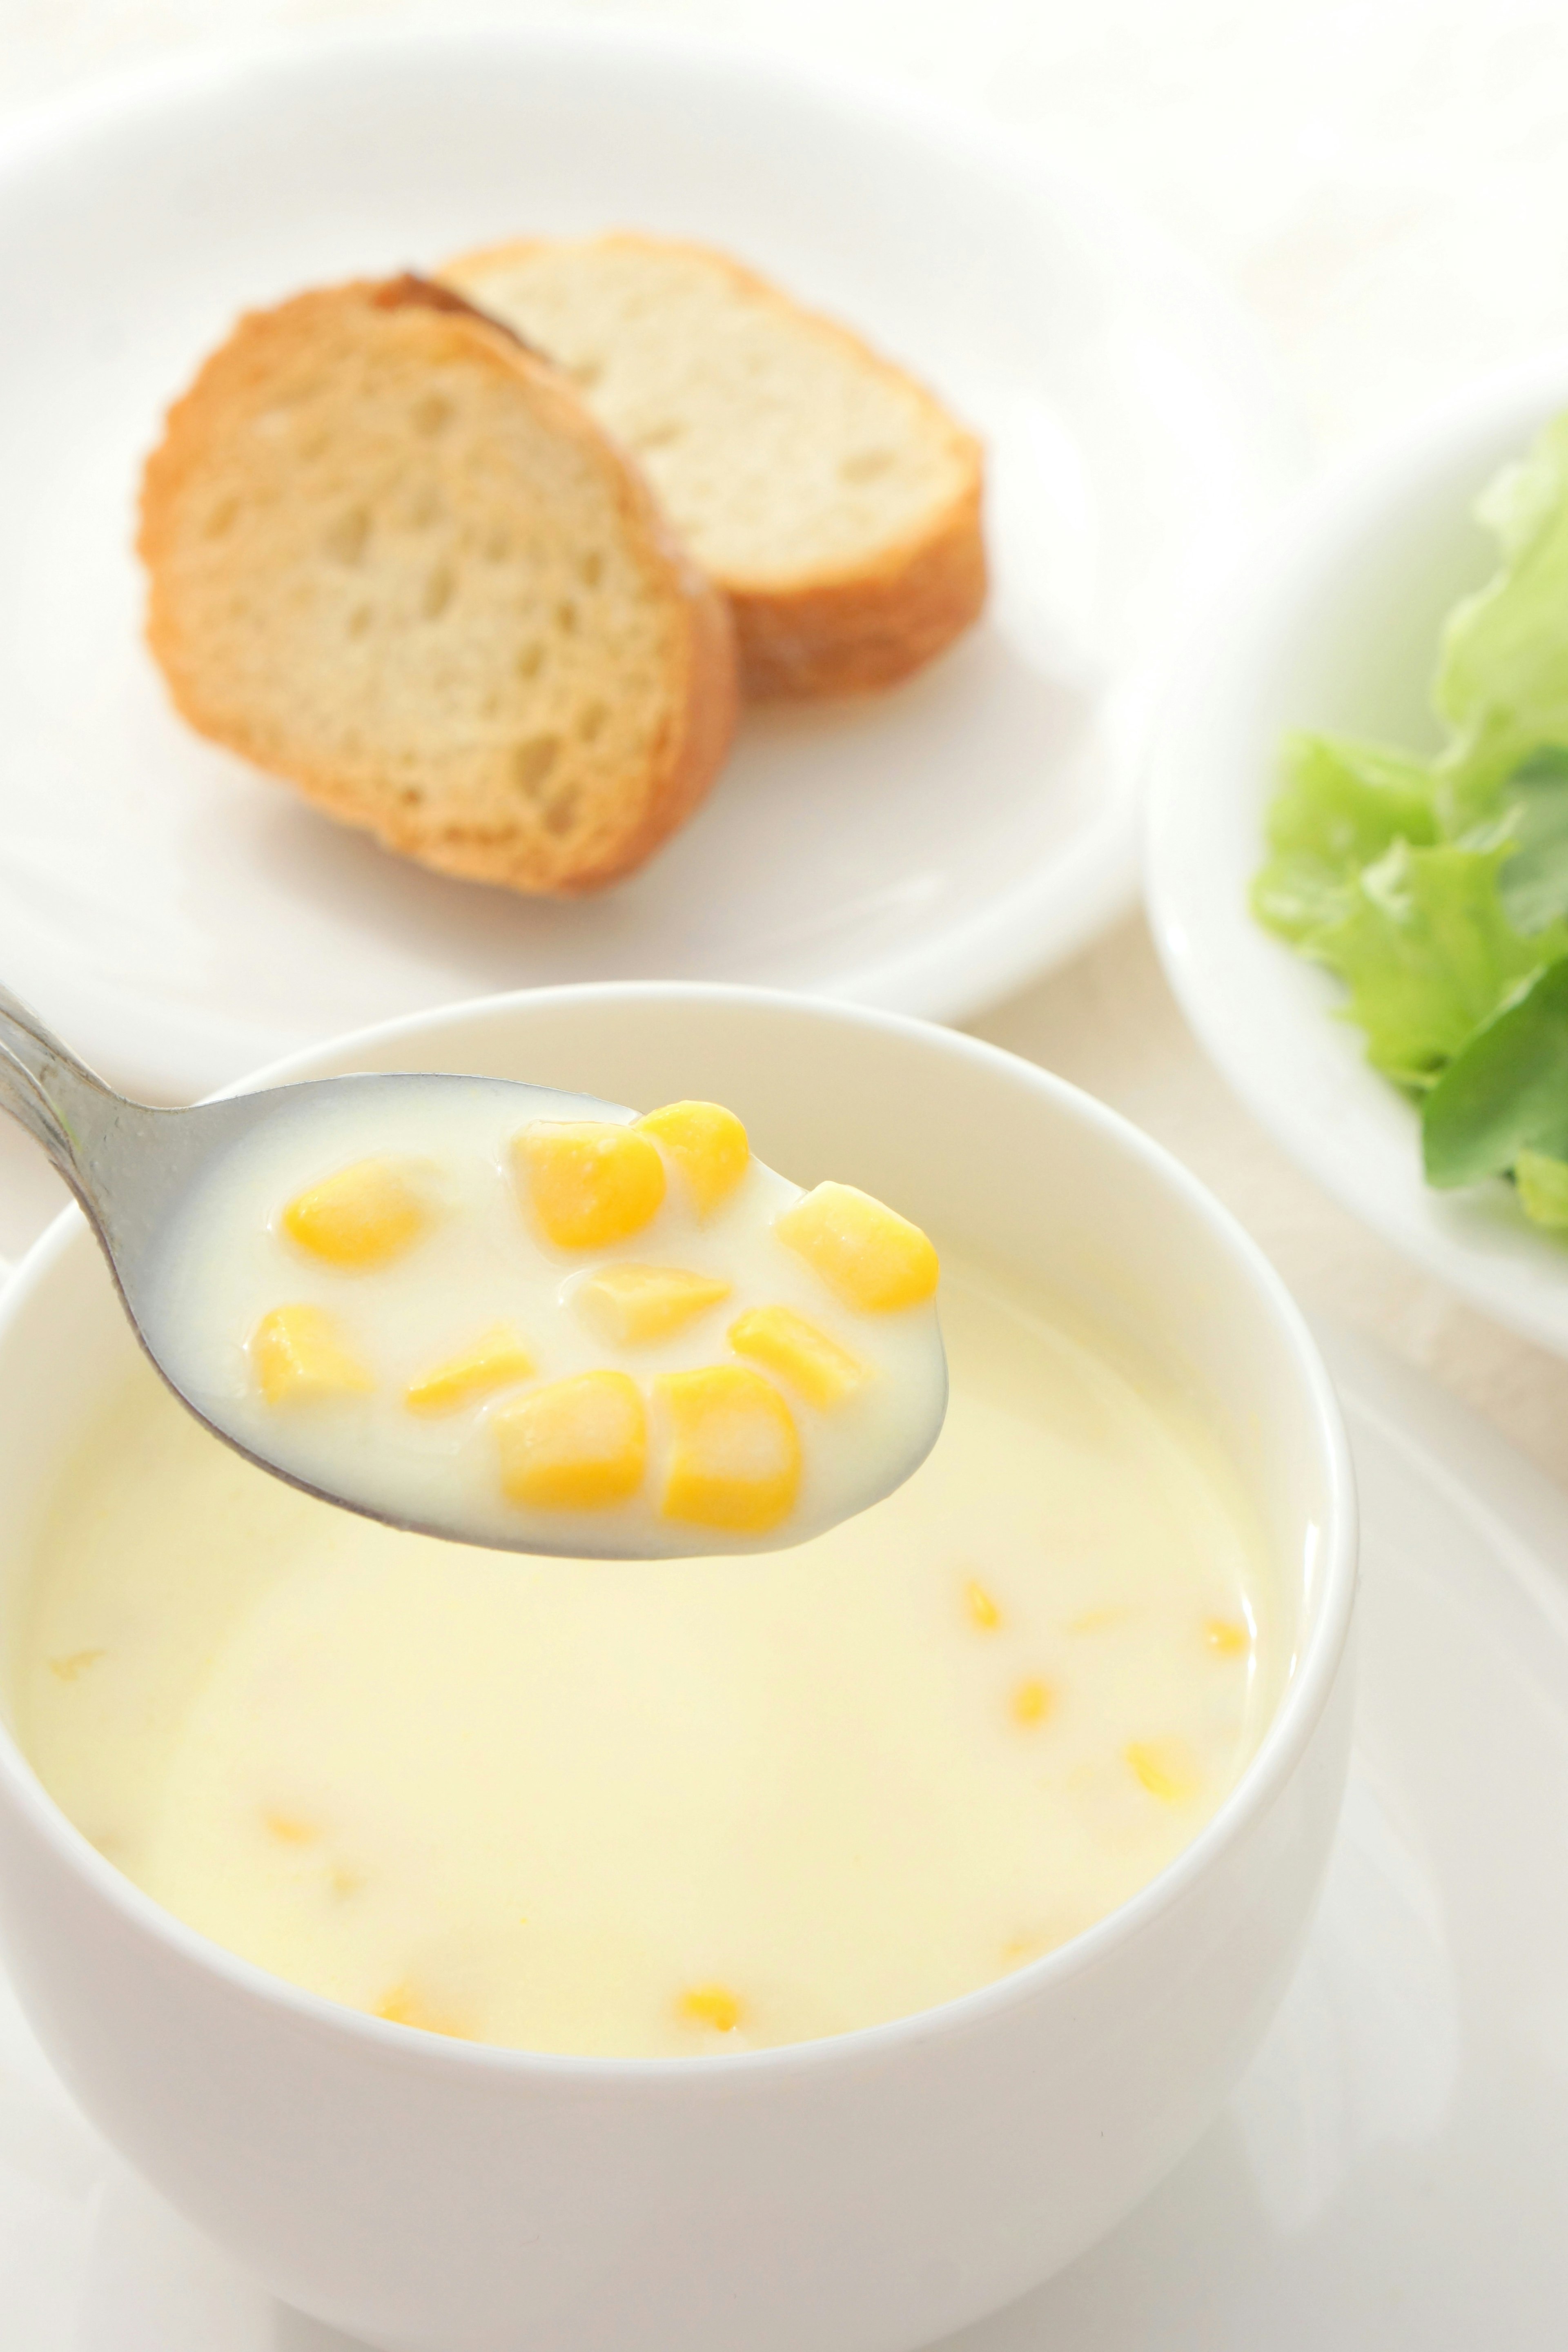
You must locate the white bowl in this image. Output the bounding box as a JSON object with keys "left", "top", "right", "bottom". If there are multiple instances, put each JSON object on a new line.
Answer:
{"left": 1147, "top": 353, "right": 1568, "bottom": 1359}
{"left": 0, "top": 985, "right": 1355, "bottom": 2352}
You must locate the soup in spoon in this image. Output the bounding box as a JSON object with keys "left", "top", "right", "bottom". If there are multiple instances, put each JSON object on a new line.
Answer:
{"left": 140, "top": 1085, "right": 946, "bottom": 1558}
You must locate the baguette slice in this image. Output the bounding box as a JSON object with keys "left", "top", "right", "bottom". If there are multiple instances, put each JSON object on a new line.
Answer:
{"left": 138, "top": 276, "right": 738, "bottom": 895}
{"left": 440, "top": 235, "right": 987, "bottom": 698}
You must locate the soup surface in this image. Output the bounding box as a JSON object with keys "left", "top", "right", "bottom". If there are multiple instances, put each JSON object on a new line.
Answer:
{"left": 17, "top": 1265, "right": 1279, "bottom": 2058}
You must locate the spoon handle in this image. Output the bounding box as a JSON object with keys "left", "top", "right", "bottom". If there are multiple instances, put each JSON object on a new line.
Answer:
{"left": 0, "top": 982, "right": 131, "bottom": 1203}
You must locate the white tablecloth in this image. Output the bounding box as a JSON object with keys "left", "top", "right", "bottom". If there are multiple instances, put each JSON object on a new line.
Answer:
{"left": 6, "top": 0, "right": 1568, "bottom": 1478}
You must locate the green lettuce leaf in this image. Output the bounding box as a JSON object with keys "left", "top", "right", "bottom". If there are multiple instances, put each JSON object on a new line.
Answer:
{"left": 1305, "top": 838, "right": 1565, "bottom": 1087}
{"left": 1254, "top": 408, "right": 1568, "bottom": 1228}
{"left": 1517, "top": 1147, "right": 1568, "bottom": 1229}
{"left": 1437, "top": 414, "right": 1568, "bottom": 829}
{"left": 1252, "top": 732, "right": 1437, "bottom": 942}
{"left": 1421, "top": 959, "right": 1568, "bottom": 1187}
{"left": 1494, "top": 747, "right": 1568, "bottom": 932}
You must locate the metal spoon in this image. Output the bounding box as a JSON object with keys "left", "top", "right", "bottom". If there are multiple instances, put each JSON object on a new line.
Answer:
{"left": 0, "top": 983, "right": 945, "bottom": 1558}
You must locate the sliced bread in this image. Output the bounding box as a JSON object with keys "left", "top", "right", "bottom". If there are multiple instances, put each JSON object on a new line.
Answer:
{"left": 138, "top": 275, "right": 739, "bottom": 895}
{"left": 440, "top": 235, "right": 987, "bottom": 698}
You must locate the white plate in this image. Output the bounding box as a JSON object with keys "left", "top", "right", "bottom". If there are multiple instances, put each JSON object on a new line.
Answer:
{"left": 1147, "top": 356, "right": 1568, "bottom": 1362}
{"left": 0, "top": 24, "right": 1297, "bottom": 1102}
{"left": 7, "top": 1321, "right": 1568, "bottom": 2350}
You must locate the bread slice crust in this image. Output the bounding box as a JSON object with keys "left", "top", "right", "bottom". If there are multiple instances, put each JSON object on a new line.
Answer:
{"left": 138, "top": 278, "right": 738, "bottom": 895}
{"left": 441, "top": 234, "right": 987, "bottom": 699}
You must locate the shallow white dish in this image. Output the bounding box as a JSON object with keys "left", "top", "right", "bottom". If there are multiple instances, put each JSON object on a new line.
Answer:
{"left": 1147, "top": 355, "right": 1568, "bottom": 1361}
{"left": 0, "top": 22, "right": 1297, "bottom": 1100}
{"left": 1, "top": 1322, "right": 1557, "bottom": 2350}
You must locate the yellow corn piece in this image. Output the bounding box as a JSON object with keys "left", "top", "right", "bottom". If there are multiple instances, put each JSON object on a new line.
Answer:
{"left": 636, "top": 1101, "right": 750, "bottom": 1217}
{"left": 493, "top": 1370, "right": 646, "bottom": 1509}
{"left": 513, "top": 1121, "right": 666, "bottom": 1250}
{"left": 679, "top": 1983, "right": 743, "bottom": 2033}
{"left": 252, "top": 1305, "right": 373, "bottom": 1404}
{"left": 281, "top": 1158, "right": 429, "bottom": 1268}
{"left": 1205, "top": 1617, "right": 1250, "bottom": 1658}
{"left": 263, "top": 1812, "right": 319, "bottom": 1845}
{"left": 375, "top": 1982, "right": 472, "bottom": 2039}
{"left": 1011, "top": 1677, "right": 1052, "bottom": 1727}
{"left": 774, "top": 1181, "right": 938, "bottom": 1312}
{"left": 405, "top": 1323, "right": 535, "bottom": 1414}
{"left": 575, "top": 1263, "right": 731, "bottom": 1347}
{"left": 728, "top": 1304, "right": 869, "bottom": 1408}
{"left": 1126, "top": 1738, "right": 1202, "bottom": 1804}
{"left": 47, "top": 1649, "right": 105, "bottom": 1682}
{"left": 657, "top": 1364, "right": 802, "bottom": 1534}
{"left": 964, "top": 1578, "right": 1002, "bottom": 1631}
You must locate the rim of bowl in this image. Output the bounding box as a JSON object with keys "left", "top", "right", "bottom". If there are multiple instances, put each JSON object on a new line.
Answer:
{"left": 1145, "top": 346, "right": 1568, "bottom": 1354}
{"left": 0, "top": 982, "right": 1356, "bottom": 2086}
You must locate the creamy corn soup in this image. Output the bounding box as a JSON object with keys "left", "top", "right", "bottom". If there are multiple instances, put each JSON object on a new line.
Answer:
{"left": 16, "top": 1263, "right": 1279, "bottom": 2058}
{"left": 139, "top": 1081, "right": 946, "bottom": 1557}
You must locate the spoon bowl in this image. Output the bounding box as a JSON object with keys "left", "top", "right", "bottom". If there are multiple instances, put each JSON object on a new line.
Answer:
{"left": 0, "top": 984, "right": 946, "bottom": 1557}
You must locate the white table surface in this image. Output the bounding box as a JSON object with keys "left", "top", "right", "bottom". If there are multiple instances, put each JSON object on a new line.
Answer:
{"left": 5, "top": 0, "right": 1568, "bottom": 1480}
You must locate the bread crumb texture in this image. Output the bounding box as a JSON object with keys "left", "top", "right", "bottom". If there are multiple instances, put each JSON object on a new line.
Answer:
{"left": 138, "top": 279, "right": 738, "bottom": 894}
{"left": 443, "top": 234, "right": 987, "bottom": 697}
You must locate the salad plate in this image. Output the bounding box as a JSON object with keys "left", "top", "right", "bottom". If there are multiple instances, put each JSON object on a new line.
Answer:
{"left": 7, "top": 1323, "right": 1568, "bottom": 2350}
{"left": 0, "top": 22, "right": 1297, "bottom": 1102}
{"left": 1149, "top": 354, "right": 1568, "bottom": 1363}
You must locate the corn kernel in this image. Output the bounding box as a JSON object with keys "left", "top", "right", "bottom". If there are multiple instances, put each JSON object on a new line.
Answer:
{"left": 727, "top": 1303, "right": 869, "bottom": 1408}
{"left": 281, "top": 1158, "right": 429, "bottom": 1268}
{"left": 575, "top": 1263, "right": 731, "bottom": 1347}
{"left": 679, "top": 1983, "right": 743, "bottom": 2033}
{"left": 493, "top": 1371, "right": 646, "bottom": 1509}
{"left": 405, "top": 1324, "right": 535, "bottom": 1414}
{"left": 964, "top": 1578, "right": 1002, "bottom": 1631}
{"left": 252, "top": 1305, "right": 373, "bottom": 1404}
{"left": 636, "top": 1101, "right": 750, "bottom": 1217}
{"left": 1205, "top": 1617, "right": 1250, "bottom": 1658}
{"left": 513, "top": 1121, "right": 666, "bottom": 1250}
{"left": 1011, "top": 1677, "right": 1052, "bottom": 1726}
{"left": 47, "top": 1649, "right": 105, "bottom": 1682}
{"left": 263, "top": 1812, "right": 319, "bottom": 1845}
{"left": 375, "top": 1981, "right": 472, "bottom": 2039}
{"left": 774, "top": 1182, "right": 938, "bottom": 1312}
{"left": 1126, "top": 1738, "right": 1201, "bottom": 1803}
{"left": 657, "top": 1365, "right": 802, "bottom": 1534}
